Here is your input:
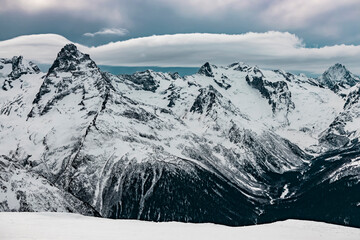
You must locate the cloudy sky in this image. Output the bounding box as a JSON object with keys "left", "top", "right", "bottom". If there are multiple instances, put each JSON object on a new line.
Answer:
{"left": 0, "top": 0, "right": 360, "bottom": 74}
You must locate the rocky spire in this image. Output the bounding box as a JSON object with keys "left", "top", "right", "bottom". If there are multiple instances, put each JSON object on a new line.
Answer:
{"left": 198, "top": 62, "right": 214, "bottom": 77}
{"left": 47, "top": 44, "right": 98, "bottom": 75}
{"left": 317, "top": 63, "right": 360, "bottom": 92}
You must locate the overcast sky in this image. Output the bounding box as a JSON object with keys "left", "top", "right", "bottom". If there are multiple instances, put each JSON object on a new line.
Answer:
{"left": 0, "top": 0, "right": 360, "bottom": 74}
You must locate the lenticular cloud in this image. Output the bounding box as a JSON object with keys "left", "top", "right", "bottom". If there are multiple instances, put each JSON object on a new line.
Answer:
{"left": 1, "top": 32, "right": 360, "bottom": 74}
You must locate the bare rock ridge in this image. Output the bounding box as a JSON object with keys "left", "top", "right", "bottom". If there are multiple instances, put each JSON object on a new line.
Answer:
{"left": 0, "top": 44, "right": 360, "bottom": 227}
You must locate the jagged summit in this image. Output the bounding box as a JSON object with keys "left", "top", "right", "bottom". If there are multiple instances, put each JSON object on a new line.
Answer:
{"left": 9, "top": 56, "right": 40, "bottom": 80}
{"left": 317, "top": 63, "right": 360, "bottom": 92}
{"left": 0, "top": 56, "right": 41, "bottom": 91}
{"left": 198, "top": 62, "right": 214, "bottom": 77}
{"left": 29, "top": 44, "right": 111, "bottom": 117}
{"left": 228, "top": 62, "right": 251, "bottom": 72}
{"left": 0, "top": 56, "right": 40, "bottom": 80}
{"left": 47, "top": 44, "right": 97, "bottom": 75}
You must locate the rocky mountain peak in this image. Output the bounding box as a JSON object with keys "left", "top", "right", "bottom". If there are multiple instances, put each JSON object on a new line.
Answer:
{"left": 47, "top": 44, "right": 98, "bottom": 75}
{"left": 169, "top": 72, "right": 181, "bottom": 80}
{"left": 228, "top": 62, "right": 251, "bottom": 72}
{"left": 29, "top": 44, "right": 112, "bottom": 116}
{"left": 317, "top": 63, "right": 360, "bottom": 92}
{"left": 7, "top": 56, "right": 40, "bottom": 80}
{"left": 198, "top": 62, "right": 214, "bottom": 77}
{"left": 122, "top": 70, "right": 160, "bottom": 92}
{"left": 0, "top": 56, "right": 40, "bottom": 90}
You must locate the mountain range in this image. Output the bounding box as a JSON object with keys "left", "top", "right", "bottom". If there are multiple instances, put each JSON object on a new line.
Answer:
{"left": 1, "top": 44, "right": 359, "bottom": 227}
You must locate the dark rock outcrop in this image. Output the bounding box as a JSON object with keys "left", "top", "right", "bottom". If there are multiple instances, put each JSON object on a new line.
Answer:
{"left": 198, "top": 62, "right": 214, "bottom": 77}
{"left": 246, "top": 74, "right": 295, "bottom": 114}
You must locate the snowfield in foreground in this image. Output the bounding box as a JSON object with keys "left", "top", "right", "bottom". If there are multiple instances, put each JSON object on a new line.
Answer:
{"left": 0, "top": 213, "right": 359, "bottom": 240}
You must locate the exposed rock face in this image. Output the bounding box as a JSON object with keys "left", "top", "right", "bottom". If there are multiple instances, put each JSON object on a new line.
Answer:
{"left": 273, "top": 69, "right": 296, "bottom": 82}
{"left": 320, "top": 84, "right": 360, "bottom": 149}
{"left": 1, "top": 46, "right": 360, "bottom": 227}
{"left": 0, "top": 56, "right": 40, "bottom": 91}
{"left": 190, "top": 85, "right": 223, "bottom": 115}
{"left": 213, "top": 74, "right": 231, "bottom": 90}
{"left": 246, "top": 73, "right": 295, "bottom": 116}
{"left": 229, "top": 62, "right": 251, "bottom": 72}
{"left": 198, "top": 62, "right": 214, "bottom": 77}
{"left": 9, "top": 56, "right": 40, "bottom": 80}
{"left": 47, "top": 44, "right": 97, "bottom": 75}
{"left": 121, "top": 70, "right": 160, "bottom": 92}
{"left": 0, "top": 57, "right": 42, "bottom": 118}
{"left": 317, "top": 63, "right": 360, "bottom": 93}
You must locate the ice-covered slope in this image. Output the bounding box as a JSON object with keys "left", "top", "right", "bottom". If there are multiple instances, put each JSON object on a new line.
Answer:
{"left": 1, "top": 212, "right": 359, "bottom": 240}
{"left": 1, "top": 44, "right": 359, "bottom": 227}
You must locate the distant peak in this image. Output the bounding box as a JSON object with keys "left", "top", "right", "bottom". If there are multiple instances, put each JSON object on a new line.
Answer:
{"left": 7, "top": 55, "right": 40, "bottom": 80}
{"left": 228, "top": 62, "right": 251, "bottom": 72}
{"left": 318, "top": 63, "right": 360, "bottom": 92}
{"left": 198, "top": 62, "right": 214, "bottom": 77}
{"left": 326, "top": 63, "right": 348, "bottom": 73}
{"left": 333, "top": 63, "right": 345, "bottom": 68}
{"left": 228, "top": 62, "right": 247, "bottom": 67}
{"left": 324, "top": 63, "right": 353, "bottom": 77}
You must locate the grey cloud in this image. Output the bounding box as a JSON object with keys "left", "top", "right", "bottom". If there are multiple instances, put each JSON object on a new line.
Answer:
{"left": 0, "top": 0, "right": 360, "bottom": 62}
{"left": 0, "top": 0, "right": 359, "bottom": 47}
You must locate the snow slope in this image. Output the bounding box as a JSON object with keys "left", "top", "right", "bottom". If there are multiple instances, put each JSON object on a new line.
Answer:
{"left": 0, "top": 212, "right": 359, "bottom": 240}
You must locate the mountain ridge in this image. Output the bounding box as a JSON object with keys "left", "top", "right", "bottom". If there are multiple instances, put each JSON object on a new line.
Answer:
{"left": 1, "top": 44, "right": 359, "bottom": 227}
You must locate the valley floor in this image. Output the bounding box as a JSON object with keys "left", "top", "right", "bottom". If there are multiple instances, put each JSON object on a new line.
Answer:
{"left": 0, "top": 213, "right": 359, "bottom": 240}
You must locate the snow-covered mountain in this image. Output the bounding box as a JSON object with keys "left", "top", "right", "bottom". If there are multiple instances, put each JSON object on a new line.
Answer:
{"left": 319, "top": 84, "right": 360, "bottom": 149}
{"left": 317, "top": 63, "right": 360, "bottom": 94}
{"left": 1, "top": 44, "right": 360, "bottom": 227}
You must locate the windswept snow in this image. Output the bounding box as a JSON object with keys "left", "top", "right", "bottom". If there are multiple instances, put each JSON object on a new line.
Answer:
{"left": 0, "top": 213, "right": 359, "bottom": 240}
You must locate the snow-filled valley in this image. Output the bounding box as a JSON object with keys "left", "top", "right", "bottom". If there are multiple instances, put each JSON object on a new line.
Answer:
{"left": 1, "top": 44, "right": 360, "bottom": 228}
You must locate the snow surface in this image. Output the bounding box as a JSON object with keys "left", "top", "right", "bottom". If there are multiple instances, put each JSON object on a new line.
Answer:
{"left": 0, "top": 213, "right": 359, "bottom": 240}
